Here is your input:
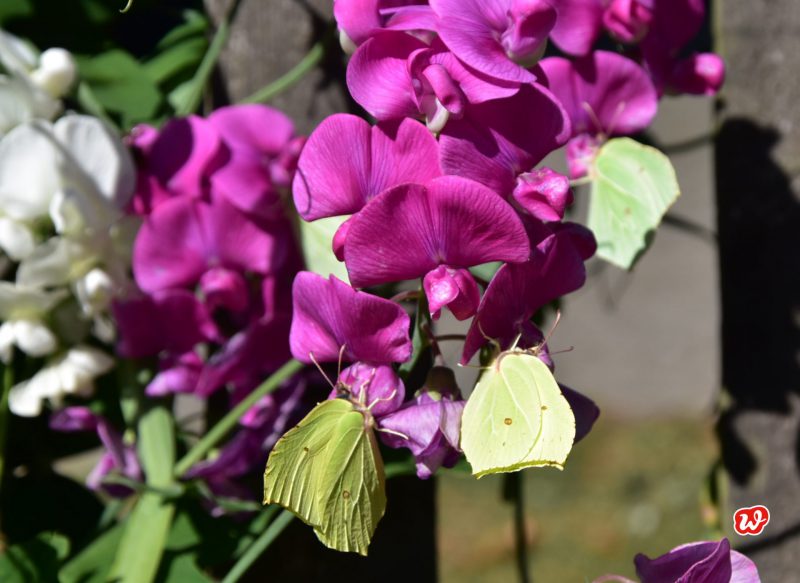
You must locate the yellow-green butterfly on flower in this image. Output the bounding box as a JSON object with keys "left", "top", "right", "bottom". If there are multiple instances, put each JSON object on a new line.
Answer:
{"left": 263, "top": 397, "right": 386, "bottom": 556}
{"left": 460, "top": 348, "right": 576, "bottom": 478}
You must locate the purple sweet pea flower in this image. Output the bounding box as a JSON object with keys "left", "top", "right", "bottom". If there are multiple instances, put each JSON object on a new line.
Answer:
{"left": 133, "top": 194, "right": 288, "bottom": 293}
{"left": 290, "top": 271, "right": 412, "bottom": 365}
{"left": 439, "top": 83, "right": 571, "bottom": 196}
{"left": 347, "top": 33, "right": 520, "bottom": 131}
{"left": 462, "top": 221, "right": 596, "bottom": 363}
{"left": 548, "top": 0, "right": 604, "bottom": 56}
{"left": 334, "top": 0, "right": 436, "bottom": 49}
{"left": 540, "top": 51, "right": 657, "bottom": 177}
{"left": 639, "top": 0, "right": 724, "bottom": 96}
{"left": 430, "top": 0, "right": 556, "bottom": 83}
{"left": 292, "top": 115, "right": 441, "bottom": 221}
{"left": 560, "top": 384, "right": 599, "bottom": 443}
{"left": 423, "top": 266, "right": 481, "bottom": 321}
{"left": 512, "top": 167, "right": 573, "bottom": 222}
{"left": 207, "top": 105, "right": 304, "bottom": 218}
{"left": 343, "top": 176, "right": 531, "bottom": 292}
{"left": 113, "top": 289, "right": 217, "bottom": 358}
{"left": 634, "top": 538, "right": 761, "bottom": 583}
{"left": 379, "top": 366, "right": 465, "bottom": 478}
{"left": 145, "top": 351, "right": 204, "bottom": 397}
{"left": 602, "top": 0, "right": 653, "bottom": 44}
{"left": 50, "top": 407, "right": 142, "bottom": 498}
{"left": 329, "top": 362, "right": 406, "bottom": 418}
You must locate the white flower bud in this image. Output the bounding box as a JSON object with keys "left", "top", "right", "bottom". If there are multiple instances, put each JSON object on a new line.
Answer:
{"left": 31, "top": 48, "right": 76, "bottom": 98}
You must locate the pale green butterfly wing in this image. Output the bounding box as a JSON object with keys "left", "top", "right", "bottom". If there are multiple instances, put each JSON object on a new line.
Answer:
{"left": 314, "top": 409, "right": 386, "bottom": 556}
{"left": 461, "top": 352, "right": 576, "bottom": 478}
{"left": 263, "top": 398, "right": 353, "bottom": 529}
{"left": 263, "top": 398, "right": 386, "bottom": 556}
{"left": 589, "top": 137, "right": 680, "bottom": 270}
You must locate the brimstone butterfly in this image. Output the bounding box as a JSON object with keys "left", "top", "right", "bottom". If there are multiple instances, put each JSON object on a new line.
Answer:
{"left": 460, "top": 349, "right": 576, "bottom": 478}
{"left": 263, "top": 397, "right": 386, "bottom": 556}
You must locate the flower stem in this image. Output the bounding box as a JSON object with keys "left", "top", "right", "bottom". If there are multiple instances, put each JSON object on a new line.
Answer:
{"left": 504, "top": 473, "right": 531, "bottom": 583}
{"left": 240, "top": 29, "right": 332, "bottom": 104}
{"left": 221, "top": 509, "right": 294, "bottom": 583}
{"left": 0, "top": 364, "right": 13, "bottom": 502}
{"left": 173, "top": 359, "right": 303, "bottom": 477}
{"left": 175, "top": 0, "right": 245, "bottom": 116}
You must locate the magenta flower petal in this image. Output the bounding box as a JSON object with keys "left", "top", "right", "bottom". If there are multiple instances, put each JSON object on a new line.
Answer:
{"left": 430, "top": 0, "right": 554, "bottom": 83}
{"left": 292, "top": 114, "right": 441, "bottom": 221}
{"left": 330, "top": 363, "right": 406, "bottom": 418}
{"left": 290, "top": 272, "right": 412, "bottom": 365}
{"left": 199, "top": 267, "right": 249, "bottom": 313}
{"left": 344, "top": 176, "right": 531, "bottom": 288}
{"left": 145, "top": 352, "right": 204, "bottom": 396}
{"left": 113, "top": 289, "right": 216, "bottom": 358}
{"left": 148, "top": 115, "right": 228, "bottom": 198}
{"left": 208, "top": 104, "right": 295, "bottom": 156}
{"left": 50, "top": 407, "right": 99, "bottom": 432}
{"left": 549, "top": 0, "right": 604, "bottom": 56}
{"left": 634, "top": 539, "right": 760, "bottom": 583}
{"left": 462, "top": 222, "right": 595, "bottom": 363}
{"left": 540, "top": 51, "right": 658, "bottom": 138}
{"left": 602, "top": 0, "right": 653, "bottom": 44}
{"left": 133, "top": 195, "right": 285, "bottom": 293}
{"left": 668, "top": 53, "right": 725, "bottom": 96}
{"left": 439, "top": 83, "right": 571, "bottom": 195}
{"left": 513, "top": 167, "right": 573, "bottom": 221}
{"left": 423, "top": 266, "right": 481, "bottom": 321}
{"left": 347, "top": 32, "right": 427, "bottom": 121}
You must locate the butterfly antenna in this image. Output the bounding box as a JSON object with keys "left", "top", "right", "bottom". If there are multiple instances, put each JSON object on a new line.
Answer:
{"left": 510, "top": 332, "right": 523, "bottom": 352}
{"left": 477, "top": 321, "right": 501, "bottom": 351}
{"left": 308, "top": 352, "right": 336, "bottom": 391}
{"left": 337, "top": 344, "right": 346, "bottom": 378}
{"left": 368, "top": 389, "right": 398, "bottom": 411}
{"left": 376, "top": 427, "right": 409, "bottom": 440}
{"left": 541, "top": 310, "right": 563, "bottom": 348}
{"left": 548, "top": 346, "right": 575, "bottom": 357}
{"left": 581, "top": 101, "right": 605, "bottom": 139}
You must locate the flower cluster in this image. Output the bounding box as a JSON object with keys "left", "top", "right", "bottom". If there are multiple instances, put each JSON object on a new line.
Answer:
{"left": 0, "top": 30, "right": 130, "bottom": 418}
{"left": 285, "top": 0, "right": 728, "bottom": 477}
{"left": 107, "top": 105, "right": 307, "bottom": 504}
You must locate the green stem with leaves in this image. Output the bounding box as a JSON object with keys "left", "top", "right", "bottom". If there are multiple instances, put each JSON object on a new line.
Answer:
{"left": 174, "top": 359, "right": 303, "bottom": 477}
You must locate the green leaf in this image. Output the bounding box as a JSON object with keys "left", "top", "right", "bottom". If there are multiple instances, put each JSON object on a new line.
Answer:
{"left": 60, "top": 524, "right": 125, "bottom": 583}
{"left": 398, "top": 292, "right": 429, "bottom": 378}
{"left": 78, "top": 49, "right": 162, "bottom": 128}
{"left": 144, "top": 37, "right": 208, "bottom": 86}
{"left": 107, "top": 406, "right": 177, "bottom": 583}
{"left": 588, "top": 137, "right": 680, "bottom": 269}
{"left": 0, "top": 533, "right": 69, "bottom": 583}
{"left": 298, "top": 215, "right": 350, "bottom": 283}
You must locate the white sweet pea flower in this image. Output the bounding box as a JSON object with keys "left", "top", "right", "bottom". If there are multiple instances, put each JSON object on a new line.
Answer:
{"left": 7, "top": 345, "right": 114, "bottom": 417}
{"left": 0, "top": 281, "right": 66, "bottom": 362}
{"left": 0, "top": 215, "right": 35, "bottom": 261}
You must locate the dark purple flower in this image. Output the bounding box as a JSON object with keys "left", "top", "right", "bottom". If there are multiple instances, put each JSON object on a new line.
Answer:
{"left": 133, "top": 194, "right": 288, "bottom": 294}
{"left": 330, "top": 362, "right": 406, "bottom": 418}
{"left": 343, "top": 176, "right": 531, "bottom": 290}
{"left": 560, "top": 385, "right": 599, "bottom": 443}
{"left": 50, "top": 407, "right": 142, "bottom": 498}
{"left": 292, "top": 114, "right": 441, "bottom": 221}
{"left": 439, "top": 83, "right": 571, "bottom": 196}
{"left": 430, "top": 0, "right": 556, "bottom": 83}
{"left": 347, "top": 34, "right": 520, "bottom": 131}
{"left": 113, "top": 289, "right": 217, "bottom": 358}
{"left": 512, "top": 167, "right": 573, "bottom": 222}
{"left": 290, "top": 272, "right": 412, "bottom": 365}
{"left": 379, "top": 366, "right": 465, "bottom": 478}
{"left": 462, "top": 221, "right": 596, "bottom": 363}
{"left": 145, "top": 351, "right": 204, "bottom": 396}
{"left": 634, "top": 538, "right": 760, "bottom": 583}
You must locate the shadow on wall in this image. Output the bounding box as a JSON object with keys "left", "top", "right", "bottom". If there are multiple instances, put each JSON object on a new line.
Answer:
{"left": 714, "top": 118, "right": 800, "bottom": 553}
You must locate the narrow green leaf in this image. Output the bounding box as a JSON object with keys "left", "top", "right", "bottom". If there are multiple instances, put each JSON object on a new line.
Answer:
{"left": 0, "top": 533, "right": 69, "bottom": 583}
{"left": 221, "top": 510, "right": 293, "bottom": 583}
{"left": 299, "top": 215, "right": 350, "bottom": 282}
{"left": 60, "top": 524, "right": 124, "bottom": 583}
{"left": 588, "top": 137, "right": 681, "bottom": 269}
{"left": 107, "top": 406, "right": 177, "bottom": 583}
{"left": 399, "top": 292, "right": 429, "bottom": 378}
{"left": 144, "top": 37, "right": 208, "bottom": 86}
